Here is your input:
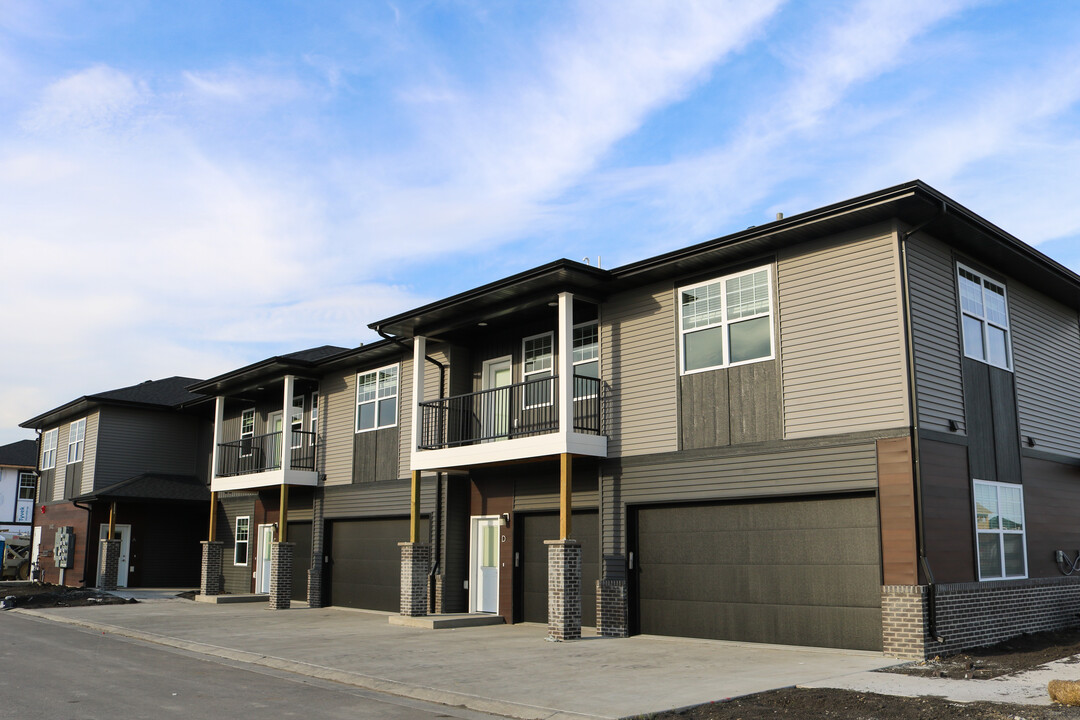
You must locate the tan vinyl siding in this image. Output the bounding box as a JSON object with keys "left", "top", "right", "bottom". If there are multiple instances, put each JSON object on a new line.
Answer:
{"left": 80, "top": 410, "right": 100, "bottom": 494}
{"left": 778, "top": 227, "right": 908, "bottom": 438}
{"left": 1010, "top": 281, "right": 1080, "bottom": 457}
{"left": 92, "top": 407, "right": 202, "bottom": 488}
{"left": 906, "top": 232, "right": 966, "bottom": 434}
{"left": 53, "top": 423, "right": 69, "bottom": 501}
{"left": 321, "top": 370, "right": 354, "bottom": 486}
{"left": 399, "top": 356, "right": 413, "bottom": 477}
{"left": 602, "top": 281, "right": 678, "bottom": 456}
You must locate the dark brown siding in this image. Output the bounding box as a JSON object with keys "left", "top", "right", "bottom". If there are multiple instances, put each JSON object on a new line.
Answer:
{"left": 1022, "top": 455, "right": 1080, "bottom": 578}
{"left": 470, "top": 473, "right": 514, "bottom": 624}
{"left": 679, "top": 361, "right": 782, "bottom": 451}
{"left": 877, "top": 438, "right": 917, "bottom": 585}
{"left": 920, "top": 438, "right": 976, "bottom": 583}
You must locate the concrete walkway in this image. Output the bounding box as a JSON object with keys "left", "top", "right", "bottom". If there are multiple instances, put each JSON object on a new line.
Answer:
{"left": 14, "top": 598, "right": 895, "bottom": 719}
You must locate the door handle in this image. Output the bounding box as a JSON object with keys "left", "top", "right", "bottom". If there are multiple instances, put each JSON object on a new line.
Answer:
{"left": 514, "top": 552, "right": 520, "bottom": 568}
{"left": 628, "top": 551, "right": 634, "bottom": 570}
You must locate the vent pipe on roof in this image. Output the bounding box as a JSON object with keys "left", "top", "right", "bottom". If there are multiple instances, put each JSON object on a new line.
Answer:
{"left": 776, "top": 212, "right": 783, "bottom": 221}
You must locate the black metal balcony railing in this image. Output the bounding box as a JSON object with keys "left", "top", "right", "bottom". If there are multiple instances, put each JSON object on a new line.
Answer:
{"left": 217, "top": 430, "right": 317, "bottom": 477}
{"left": 418, "top": 375, "right": 605, "bottom": 451}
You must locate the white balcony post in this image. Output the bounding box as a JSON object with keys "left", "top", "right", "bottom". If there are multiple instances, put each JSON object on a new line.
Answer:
{"left": 282, "top": 374, "right": 295, "bottom": 473}
{"left": 558, "top": 292, "right": 574, "bottom": 438}
{"left": 412, "top": 336, "right": 426, "bottom": 452}
{"left": 211, "top": 396, "right": 225, "bottom": 480}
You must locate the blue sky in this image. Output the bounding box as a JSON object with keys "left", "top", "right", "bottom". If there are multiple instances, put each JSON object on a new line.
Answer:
{"left": 3, "top": 1, "right": 1080, "bottom": 444}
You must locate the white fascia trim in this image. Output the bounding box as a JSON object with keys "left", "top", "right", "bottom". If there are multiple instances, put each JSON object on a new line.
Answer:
{"left": 411, "top": 431, "right": 607, "bottom": 471}
{"left": 210, "top": 469, "right": 319, "bottom": 493}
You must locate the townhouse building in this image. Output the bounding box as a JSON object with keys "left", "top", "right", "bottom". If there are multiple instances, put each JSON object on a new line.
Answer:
{"left": 0, "top": 439, "right": 37, "bottom": 540}
{"left": 191, "top": 180, "right": 1080, "bottom": 658}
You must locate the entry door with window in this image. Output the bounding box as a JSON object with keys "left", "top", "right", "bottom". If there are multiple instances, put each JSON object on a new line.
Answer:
{"left": 268, "top": 411, "right": 283, "bottom": 470}
{"left": 255, "top": 524, "right": 275, "bottom": 594}
{"left": 481, "top": 357, "right": 512, "bottom": 441}
{"left": 471, "top": 516, "right": 501, "bottom": 613}
{"left": 97, "top": 524, "right": 131, "bottom": 588}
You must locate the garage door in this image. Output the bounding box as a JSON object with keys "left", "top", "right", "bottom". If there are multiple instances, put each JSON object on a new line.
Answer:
{"left": 518, "top": 511, "right": 598, "bottom": 627}
{"left": 288, "top": 521, "right": 312, "bottom": 603}
{"left": 631, "top": 494, "right": 881, "bottom": 651}
{"left": 326, "top": 517, "right": 429, "bottom": 611}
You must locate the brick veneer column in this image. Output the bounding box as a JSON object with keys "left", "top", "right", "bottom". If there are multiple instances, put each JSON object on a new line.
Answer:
{"left": 399, "top": 542, "right": 431, "bottom": 616}
{"left": 308, "top": 492, "right": 325, "bottom": 608}
{"left": 596, "top": 579, "right": 628, "bottom": 637}
{"left": 269, "top": 542, "right": 294, "bottom": 610}
{"left": 200, "top": 540, "right": 224, "bottom": 596}
{"left": 546, "top": 539, "right": 581, "bottom": 641}
{"left": 881, "top": 585, "right": 929, "bottom": 659}
{"left": 98, "top": 539, "right": 121, "bottom": 591}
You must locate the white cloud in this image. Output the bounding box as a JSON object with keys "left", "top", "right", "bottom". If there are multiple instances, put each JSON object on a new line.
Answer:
{"left": 181, "top": 67, "right": 305, "bottom": 105}
{"left": 23, "top": 64, "right": 148, "bottom": 132}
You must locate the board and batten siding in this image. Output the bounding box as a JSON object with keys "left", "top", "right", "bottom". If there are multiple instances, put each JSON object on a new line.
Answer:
{"left": 92, "top": 407, "right": 202, "bottom": 489}
{"left": 602, "top": 281, "right": 678, "bottom": 457}
{"left": 1009, "top": 280, "right": 1080, "bottom": 458}
{"left": 906, "top": 232, "right": 966, "bottom": 435}
{"left": 777, "top": 226, "right": 908, "bottom": 438}
{"left": 52, "top": 422, "right": 70, "bottom": 501}
{"left": 321, "top": 369, "right": 354, "bottom": 486}
{"left": 80, "top": 410, "right": 100, "bottom": 495}
{"left": 600, "top": 441, "right": 880, "bottom": 570}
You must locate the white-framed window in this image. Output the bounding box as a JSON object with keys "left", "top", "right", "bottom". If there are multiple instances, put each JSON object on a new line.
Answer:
{"left": 240, "top": 408, "right": 255, "bottom": 457}
{"left": 973, "top": 479, "right": 1027, "bottom": 580}
{"left": 18, "top": 472, "right": 36, "bottom": 500}
{"left": 234, "top": 516, "right": 250, "bottom": 565}
{"left": 523, "top": 332, "right": 554, "bottom": 408}
{"left": 679, "top": 266, "right": 774, "bottom": 374}
{"left": 67, "top": 418, "right": 86, "bottom": 464}
{"left": 958, "top": 263, "right": 1011, "bottom": 370}
{"left": 310, "top": 392, "right": 319, "bottom": 446}
{"left": 356, "top": 364, "right": 399, "bottom": 432}
{"left": 290, "top": 395, "right": 304, "bottom": 449}
{"left": 573, "top": 321, "right": 599, "bottom": 399}
{"left": 41, "top": 428, "right": 58, "bottom": 470}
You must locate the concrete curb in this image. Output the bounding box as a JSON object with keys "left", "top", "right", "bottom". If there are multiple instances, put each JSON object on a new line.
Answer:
{"left": 15, "top": 608, "right": 606, "bottom": 720}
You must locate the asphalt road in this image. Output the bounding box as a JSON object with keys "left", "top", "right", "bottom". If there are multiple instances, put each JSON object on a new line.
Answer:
{"left": 0, "top": 612, "right": 504, "bottom": 720}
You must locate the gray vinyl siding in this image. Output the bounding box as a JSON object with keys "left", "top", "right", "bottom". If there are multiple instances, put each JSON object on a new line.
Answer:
{"left": 778, "top": 226, "right": 908, "bottom": 438}
{"left": 513, "top": 476, "right": 599, "bottom": 512}
{"left": 219, "top": 494, "right": 256, "bottom": 594}
{"left": 399, "top": 356, "right": 413, "bottom": 477}
{"left": 602, "top": 281, "right": 678, "bottom": 457}
{"left": 600, "top": 441, "right": 880, "bottom": 569}
{"left": 321, "top": 370, "right": 354, "bottom": 486}
{"left": 92, "top": 407, "right": 202, "bottom": 489}
{"left": 80, "top": 410, "right": 99, "bottom": 495}
{"left": 1010, "top": 280, "right": 1080, "bottom": 457}
{"left": 906, "top": 232, "right": 966, "bottom": 434}
{"left": 322, "top": 475, "right": 436, "bottom": 518}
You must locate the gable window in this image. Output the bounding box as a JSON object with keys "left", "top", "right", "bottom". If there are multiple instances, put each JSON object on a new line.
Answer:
{"left": 310, "top": 392, "right": 319, "bottom": 446}
{"left": 18, "top": 472, "right": 36, "bottom": 500}
{"left": 240, "top": 408, "right": 255, "bottom": 457}
{"left": 573, "top": 322, "right": 599, "bottom": 399}
{"left": 290, "top": 395, "right": 304, "bottom": 449}
{"left": 67, "top": 418, "right": 86, "bottom": 464}
{"left": 958, "top": 264, "right": 1011, "bottom": 370}
{"left": 234, "top": 516, "right": 250, "bottom": 565}
{"left": 679, "top": 266, "right": 774, "bottom": 374}
{"left": 41, "top": 429, "right": 58, "bottom": 470}
{"left": 356, "top": 364, "right": 398, "bottom": 432}
{"left": 523, "top": 332, "right": 554, "bottom": 408}
{"left": 974, "top": 479, "right": 1027, "bottom": 580}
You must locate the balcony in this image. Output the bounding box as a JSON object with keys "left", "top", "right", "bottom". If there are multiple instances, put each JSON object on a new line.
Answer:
{"left": 413, "top": 375, "right": 607, "bottom": 470}
{"left": 211, "top": 429, "right": 319, "bottom": 491}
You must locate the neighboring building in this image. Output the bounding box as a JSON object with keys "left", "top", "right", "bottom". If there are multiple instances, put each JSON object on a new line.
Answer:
{"left": 0, "top": 439, "right": 37, "bottom": 535}
{"left": 20, "top": 378, "right": 211, "bottom": 588}
{"left": 192, "top": 179, "right": 1080, "bottom": 659}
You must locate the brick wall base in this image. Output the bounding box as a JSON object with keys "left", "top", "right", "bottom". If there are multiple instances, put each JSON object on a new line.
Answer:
{"left": 399, "top": 542, "right": 431, "bottom": 616}
{"left": 883, "top": 577, "right": 1080, "bottom": 659}
{"left": 596, "top": 579, "right": 628, "bottom": 637}
{"left": 546, "top": 539, "right": 581, "bottom": 641}
{"left": 307, "top": 566, "right": 323, "bottom": 608}
{"left": 200, "top": 541, "right": 224, "bottom": 596}
{"left": 434, "top": 573, "right": 444, "bottom": 614}
{"left": 98, "top": 539, "right": 121, "bottom": 591}
{"left": 269, "top": 542, "right": 294, "bottom": 610}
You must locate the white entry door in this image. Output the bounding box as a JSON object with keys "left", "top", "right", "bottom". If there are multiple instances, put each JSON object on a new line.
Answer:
{"left": 255, "top": 524, "right": 275, "bottom": 594}
{"left": 97, "top": 524, "right": 131, "bottom": 588}
{"left": 470, "top": 516, "right": 501, "bottom": 613}
{"left": 481, "top": 357, "right": 512, "bottom": 441}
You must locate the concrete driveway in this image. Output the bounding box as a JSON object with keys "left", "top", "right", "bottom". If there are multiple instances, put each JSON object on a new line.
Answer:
{"left": 17, "top": 599, "right": 896, "bottom": 719}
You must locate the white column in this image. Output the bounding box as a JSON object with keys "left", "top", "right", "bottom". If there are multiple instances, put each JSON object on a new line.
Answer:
{"left": 282, "top": 374, "right": 295, "bottom": 473}
{"left": 557, "top": 292, "right": 574, "bottom": 438}
{"left": 412, "top": 336, "right": 426, "bottom": 453}
{"left": 211, "top": 396, "right": 225, "bottom": 480}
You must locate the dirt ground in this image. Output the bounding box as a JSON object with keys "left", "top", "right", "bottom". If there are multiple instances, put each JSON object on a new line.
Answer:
{"left": 0, "top": 582, "right": 132, "bottom": 609}
{"left": 650, "top": 628, "right": 1080, "bottom": 720}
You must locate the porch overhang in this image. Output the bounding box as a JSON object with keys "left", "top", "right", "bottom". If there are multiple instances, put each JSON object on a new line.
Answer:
{"left": 410, "top": 432, "right": 606, "bottom": 472}
{"left": 210, "top": 469, "right": 319, "bottom": 493}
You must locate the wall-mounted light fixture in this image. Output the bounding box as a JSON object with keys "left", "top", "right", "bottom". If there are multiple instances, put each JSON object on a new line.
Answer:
{"left": 1026, "top": 436, "right": 1036, "bottom": 448}
{"left": 948, "top": 419, "right": 959, "bottom": 432}
{"left": 501, "top": 513, "right": 510, "bottom": 527}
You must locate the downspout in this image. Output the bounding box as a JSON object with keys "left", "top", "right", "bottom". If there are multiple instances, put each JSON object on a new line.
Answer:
{"left": 376, "top": 326, "right": 447, "bottom": 611}
{"left": 72, "top": 498, "right": 94, "bottom": 587}
{"left": 899, "top": 201, "right": 947, "bottom": 644}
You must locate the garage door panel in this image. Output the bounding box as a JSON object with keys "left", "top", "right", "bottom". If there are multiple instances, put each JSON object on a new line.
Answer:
{"left": 328, "top": 517, "right": 429, "bottom": 611}
{"left": 520, "top": 511, "right": 598, "bottom": 627}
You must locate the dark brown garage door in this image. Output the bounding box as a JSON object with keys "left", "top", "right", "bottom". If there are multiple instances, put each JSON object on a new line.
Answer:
{"left": 630, "top": 494, "right": 881, "bottom": 651}
{"left": 518, "top": 511, "right": 598, "bottom": 627}
{"left": 288, "top": 521, "right": 312, "bottom": 603}
{"left": 326, "top": 517, "right": 429, "bottom": 611}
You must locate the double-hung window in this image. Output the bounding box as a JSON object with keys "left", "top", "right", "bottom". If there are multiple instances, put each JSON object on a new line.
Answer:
{"left": 240, "top": 408, "right": 255, "bottom": 457}
{"left": 958, "top": 264, "right": 1011, "bottom": 370}
{"left": 67, "top": 418, "right": 86, "bottom": 464}
{"left": 356, "top": 364, "right": 398, "bottom": 432}
{"left": 41, "top": 429, "right": 58, "bottom": 470}
{"left": 679, "top": 266, "right": 774, "bottom": 374}
{"left": 234, "top": 516, "right": 250, "bottom": 565}
{"left": 522, "top": 332, "right": 554, "bottom": 408}
{"left": 973, "top": 480, "right": 1027, "bottom": 580}
{"left": 310, "top": 392, "right": 319, "bottom": 446}
{"left": 572, "top": 322, "right": 599, "bottom": 399}
{"left": 18, "top": 472, "right": 36, "bottom": 500}
{"left": 290, "top": 396, "right": 304, "bottom": 449}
